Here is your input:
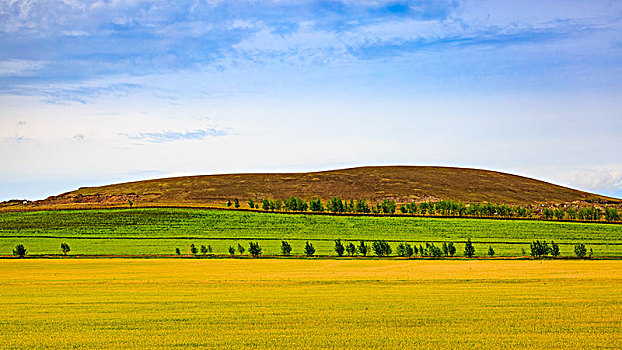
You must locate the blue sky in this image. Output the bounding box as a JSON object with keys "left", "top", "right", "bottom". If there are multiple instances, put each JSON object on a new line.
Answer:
{"left": 1, "top": 0, "right": 621, "bottom": 201}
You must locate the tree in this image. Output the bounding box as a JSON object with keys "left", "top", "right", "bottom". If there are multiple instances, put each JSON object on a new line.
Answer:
{"left": 190, "top": 244, "right": 198, "bottom": 255}
{"left": 227, "top": 200, "right": 232, "bottom": 207}
{"left": 550, "top": 241, "right": 560, "bottom": 258}
{"left": 237, "top": 243, "right": 245, "bottom": 255}
{"left": 201, "top": 245, "right": 208, "bottom": 255}
{"left": 346, "top": 242, "right": 356, "bottom": 256}
{"left": 487, "top": 246, "right": 495, "bottom": 257}
{"left": 207, "top": 245, "right": 213, "bottom": 254}
{"left": 530, "top": 240, "right": 550, "bottom": 259}
{"left": 442, "top": 242, "right": 449, "bottom": 256}
{"left": 281, "top": 241, "right": 292, "bottom": 256}
{"left": 13, "top": 244, "right": 27, "bottom": 258}
{"left": 334, "top": 239, "right": 345, "bottom": 257}
{"left": 381, "top": 199, "right": 396, "bottom": 214}
{"left": 448, "top": 242, "right": 456, "bottom": 256}
{"left": 464, "top": 238, "right": 475, "bottom": 258}
{"left": 358, "top": 240, "right": 369, "bottom": 256}
{"left": 604, "top": 207, "right": 620, "bottom": 222}
{"left": 372, "top": 240, "right": 392, "bottom": 256}
{"left": 574, "top": 243, "right": 587, "bottom": 258}
{"left": 427, "top": 243, "right": 443, "bottom": 258}
{"left": 228, "top": 246, "right": 235, "bottom": 256}
{"left": 396, "top": 243, "right": 414, "bottom": 257}
{"left": 175, "top": 247, "right": 181, "bottom": 255}
{"left": 249, "top": 242, "right": 262, "bottom": 257}
{"left": 262, "top": 199, "right": 271, "bottom": 211}
{"left": 248, "top": 198, "right": 255, "bottom": 209}
{"left": 60, "top": 243, "right": 70, "bottom": 255}
{"left": 234, "top": 198, "right": 240, "bottom": 208}
{"left": 304, "top": 241, "right": 316, "bottom": 257}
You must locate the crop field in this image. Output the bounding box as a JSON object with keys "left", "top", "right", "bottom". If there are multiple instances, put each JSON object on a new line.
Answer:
{"left": 1, "top": 259, "right": 620, "bottom": 349}
{"left": 1, "top": 208, "right": 622, "bottom": 257}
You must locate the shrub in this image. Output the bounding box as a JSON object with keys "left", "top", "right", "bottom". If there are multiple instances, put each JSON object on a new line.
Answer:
{"left": 248, "top": 198, "right": 255, "bottom": 209}
{"left": 357, "top": 240, "right": 369, "bottom": 256}
{"left": 487, "top": 246, "right": 495, "bottom": 257}
{"left": 175, "top": 247, "right": 181, "bottom": 255}
{"left": 13, "top": 244, "right": 27, "bottom": 258}
{"left": 464, "top": 238, "right": 475, "bottom": 258}
{"left": 574, "top": 243, "right": 587, "bottom": 258}
{"left": 281, "top": 241, "right": 292, "bottom": 256}
{"left": 334, "top": 239, "right": 345, "bottom": 257}
{"left": 228, "top": 246, "right": 235, "bottom": 256}
{"left": 234, "top": 198, "right": 240, "bottom": 208}
{"left": 60, "top": 243, "right": 70, "bottom": 255}
{"left": 372, "top": 240, "right": 392, "bottom": 257}
{"left": 248, "top": 242, "right": 262, "bottom": 257}
{"left": 200, "top": 245, "right": 208, "bottom": 255}
{"left": 442, "top": 242, "right": 449, "bottom": 256}
{"left": 237, "top": 243, "right": 245, "bottom": 255}
{"left": 345, "top": 242, "right": 356, "bottom": 256}
{"left": 190, "top": 244, "right": 198, "bottom": 255}
{"left": 304, "top": 241, "right": 316, "bottom": 257}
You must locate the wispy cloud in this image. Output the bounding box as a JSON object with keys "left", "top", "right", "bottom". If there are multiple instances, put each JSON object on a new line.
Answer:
{"left": 1, "top": 82, "right": 143, "bottom": 104}
{"left": 121, "top": 127, "right": 233, "bottom": 143}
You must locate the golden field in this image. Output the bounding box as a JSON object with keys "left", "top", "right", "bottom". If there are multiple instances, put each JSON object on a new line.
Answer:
{"left": 1, "top": 259, "right": 621, "bottom": 349}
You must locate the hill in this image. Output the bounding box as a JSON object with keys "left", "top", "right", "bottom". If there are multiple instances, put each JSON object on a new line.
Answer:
{"left": 33, "top": 166, "right": 618, "bottom": 208}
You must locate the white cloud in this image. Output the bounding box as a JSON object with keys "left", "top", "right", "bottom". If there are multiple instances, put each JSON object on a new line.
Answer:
{"left": 0, "top": 59, "right": 44, "bottom": 76}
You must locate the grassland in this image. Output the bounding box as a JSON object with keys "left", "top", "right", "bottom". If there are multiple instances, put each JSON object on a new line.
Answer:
{"left": 1, "top": 208, "right": 621, "bottom": 257}
{"left": 1, "top": 259, "right": 620, "bottom": 349}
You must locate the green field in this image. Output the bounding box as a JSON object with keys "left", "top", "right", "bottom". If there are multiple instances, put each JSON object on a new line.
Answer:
{"left": 1, "top": 259, "right": 620, "bottom": 349}
{"left": 1, "top": 208, "right": 621, "bottom": 257}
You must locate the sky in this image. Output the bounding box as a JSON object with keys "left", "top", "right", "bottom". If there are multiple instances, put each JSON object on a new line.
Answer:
{"left": 1, "top": 0, "right": 621, "bottom": 201}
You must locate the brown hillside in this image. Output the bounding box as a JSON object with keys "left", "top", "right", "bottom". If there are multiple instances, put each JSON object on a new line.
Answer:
{"left": 36, "top": 166, "right": 619, "bottom": 208}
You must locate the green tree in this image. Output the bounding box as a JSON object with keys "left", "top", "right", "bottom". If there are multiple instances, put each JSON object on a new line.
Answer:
{"left": 372, "top": 240, "right": 392, "bottom": 256}
{"left": 60, "top": 243, "right": 70, "bottom": 255}
{"left": 550, "top": 241, "right": 560, "bottom": 258}
{"left": 464, "top": 238, "right": 475, "bottom": 258}
{"left": 447, "top": 242, "right": 456, "bottom": 256}
{"left": 428, "top": 243, "right": 442, "bottom": 258}
{"left": 281, "top": 241, "right": 292, "bottom": 256}
{"left": 228, "top": 246, "right": 235, "bottom": 256}
{"left": 13, "top": 244, "right": 27, "bottom": 258}
{"left": 175, "top": 247, "right": 181, "bottom": 255}
{"left": 358, "top": 240, "right": 369, "bottom": 256}
{"left": 334, "top": 239, "right": 345, "bottom": 257}
{"left": 237, "top": 243, "right": 245, "bottom": 255}
{"left": 234, "top": 198, "right": 240, "bottom": 208}
{"left": 604, "top": 207, "right": 620, "bottom": 222}
{"left": 345, "top": 242, "right": 356, "bottom": 256}
{"left": 226, "top": 200, "right": 232, "bottom": 207}
{"left": 248, "top": 198, "right": 255, "bottom": 209}
{"left": 530, "top": 240, "right": 550, "bottom": 259}
{"left": 304, "top": 241, "right": 316, "bottom": 257}
{"left": 442, "top": 242, "right": 449, "bottom": 256}
{"left": 190, "top": 244, "right": 198, "bottom": 255}
{"left": 396, "top": 243, "right": 414, "bottom": 257}
{"left": 200, "top": 245, "right": 208, "bottom": 255}
{"left": 487, "top": 245, "right": 495, "bottom": 257}
{"left": 248, "top": 242, "right": 262, "bottom": 257}
{"left": 574, "top": 243, "right": 587, "bottom": 258}
{"left": 262, "top": 199, "right": 271, "bottom": 211}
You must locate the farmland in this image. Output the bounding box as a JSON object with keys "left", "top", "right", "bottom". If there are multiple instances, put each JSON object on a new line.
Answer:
{"left": 1, "top": 208, "right": 621, "bottom": 257}
{"left": 1, "top": 259, "right": 621, "bottom": 349}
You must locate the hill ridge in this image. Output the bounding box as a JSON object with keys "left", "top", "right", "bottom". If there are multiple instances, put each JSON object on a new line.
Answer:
{"left": 35, "top": 166, "right": 619, "bottom": 207}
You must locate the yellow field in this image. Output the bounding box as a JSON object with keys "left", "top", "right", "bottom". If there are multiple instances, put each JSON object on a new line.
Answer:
{"left": 1, "top": 259, "right": 620, "bottom": 349}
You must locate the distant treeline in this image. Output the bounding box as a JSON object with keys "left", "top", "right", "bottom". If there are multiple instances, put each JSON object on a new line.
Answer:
{"left": 228, "top": 196, "right": 621, "bottom": 222}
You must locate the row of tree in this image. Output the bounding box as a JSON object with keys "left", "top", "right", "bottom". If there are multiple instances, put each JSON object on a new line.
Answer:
{"left": 229, "top": 197, "right": 621, "bottom": 222}
{"left": 9, "top": 240, "right": 593, "bottom": 259}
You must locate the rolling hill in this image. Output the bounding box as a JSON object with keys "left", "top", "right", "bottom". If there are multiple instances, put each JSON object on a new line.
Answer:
{"left": 33, "top": 166, "right": 619, "bottom": 208}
